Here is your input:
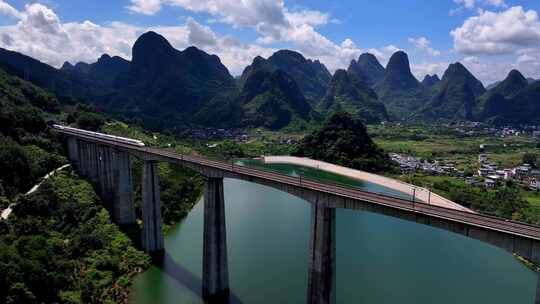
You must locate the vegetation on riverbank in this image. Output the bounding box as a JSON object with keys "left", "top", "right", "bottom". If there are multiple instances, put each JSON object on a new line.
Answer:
{"left": 400, "top": 174, "right": 540, "bottom": 224}
{"left": 0, "top": 67, "right": 205, "bottom": 303}
{"left": 0, "top": 171, "right": 151, "bottom": 303}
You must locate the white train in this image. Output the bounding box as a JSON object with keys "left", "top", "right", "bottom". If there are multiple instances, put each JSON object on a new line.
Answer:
{"left": 53, "top": 124, "right": 146, "bottom": 147}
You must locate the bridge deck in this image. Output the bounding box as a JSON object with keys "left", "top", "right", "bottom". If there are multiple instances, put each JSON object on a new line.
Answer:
{"left": 54, "top": 127, "right": 540, "bottom": 242}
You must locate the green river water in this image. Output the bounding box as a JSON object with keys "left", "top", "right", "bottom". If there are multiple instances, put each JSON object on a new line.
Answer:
{"left": 133, "top": 161, "right": 536, "bottom": 303}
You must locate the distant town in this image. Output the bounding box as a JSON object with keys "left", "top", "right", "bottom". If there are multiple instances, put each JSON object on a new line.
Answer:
{"left": 391, "top": 123, "right": 540, "bottom": 192}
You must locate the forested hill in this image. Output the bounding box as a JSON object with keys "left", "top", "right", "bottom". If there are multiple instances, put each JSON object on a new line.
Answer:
{"left": 294, "top": 112, "right": 393, "bottom": 173}
{"left": 318, "top": 69, "right": 388, "bottom": 124}
{"left": 0, "top": 66, "right": 204, "bottom": 303}
{"left": 1, "top": 31, "right": 538, "bottom": 129}
{"left": 373, "top": 51, "right": 429, "bottom": 118}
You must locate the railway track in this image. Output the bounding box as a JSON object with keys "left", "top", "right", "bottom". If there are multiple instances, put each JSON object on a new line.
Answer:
{"left": 53, "top": 126, "right": 540, "bottom": 241}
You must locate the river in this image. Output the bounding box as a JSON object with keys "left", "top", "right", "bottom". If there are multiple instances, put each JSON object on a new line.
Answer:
{"left": 133, "top": 161, "right": 536, "bottom": 303}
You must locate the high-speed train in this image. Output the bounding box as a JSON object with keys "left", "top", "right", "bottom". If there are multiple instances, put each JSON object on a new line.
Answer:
{"left": 53, "top": 124, "right": 146, "bottom": 147}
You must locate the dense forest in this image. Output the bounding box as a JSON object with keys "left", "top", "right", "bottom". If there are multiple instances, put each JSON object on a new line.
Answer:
{"left": 0, "top": 67, "right": 204, "bottom": 303}
{"left": 0, "top": 172, "right": 150, "bottom": 303}
{"left": 294, "top": 112, "right": 394, "bottom": 173}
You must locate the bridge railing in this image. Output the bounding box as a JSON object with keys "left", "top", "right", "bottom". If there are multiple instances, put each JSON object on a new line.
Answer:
{"left": 235, "top": 158, "right": 422, "bottom": 202}
{"left": 52, "top": 126, "right": 540, "bottom": 236}
{"left": 230, "top": 157, "right": 540, "bottom": 233}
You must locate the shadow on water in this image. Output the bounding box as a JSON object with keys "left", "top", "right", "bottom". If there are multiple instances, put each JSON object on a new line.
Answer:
{"left": 154, "top": 251, "right": 244, "bottom": 304}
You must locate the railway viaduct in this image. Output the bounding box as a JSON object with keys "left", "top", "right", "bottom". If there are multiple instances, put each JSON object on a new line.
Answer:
{"left": 55, "top": 125, "right": 540, "bottom": 304}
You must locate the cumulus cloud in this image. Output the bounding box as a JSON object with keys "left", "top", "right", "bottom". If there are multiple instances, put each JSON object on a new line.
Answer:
{"left": 451, "top": 6, "right": 540, "bottom": 55}
{"left": 127, "top": 0, "right": 162, "bottom": 15}
{"left": 0, "top": 0, "right": 407, "bottom": 77}
{"left": 0, "top": 3, "right": 277, "bottom": 75}
{"left": 447, "top": 6, "right": 540, "bottom": 84}
{"left": 186, "top": 17, "right": 217, "bottom": 47}
{"left": 411, "top": 62, "right": 449, "bottom": 80}
{"left": 0, "top": 0, "right": 20, "bottom": 18}
{"left": 125, "top": 0, "right": 375, "bottom": 72}
{"left": 408, "top": 37, "right": 441, "bottom": 56}
{"left": 452, "top": 0, "right": 506, "bottom": 11}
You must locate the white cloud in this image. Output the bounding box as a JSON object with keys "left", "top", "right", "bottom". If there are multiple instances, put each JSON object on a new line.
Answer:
{"left": 453, "top": 0, "right": 506, "bottom": 10}
{"left": 125, "top": 0, "right": 372, "bottom": 72}
{"left": 186, "top": 17, "right": 217, "bottom": 47}
{"left": 447, "top": 6, "right": 540, "bottom": 84}
{"left": 411, "top": 62, "right": 449, "bottom": 79}
{"left": 340, "top": 38, "right": 355, "bottom": 49}
{"left": 0, "top": 0, "right": 20, "bottom": 18}
{"left": 408, "top": 37, "right": 441, "bottom": 56}
{"left": 0, "top": 3, "right": 277, "bottom": 75}
{"left": 0, "top": 1, "right": 408, "bottom": 78}
{"left": 285, "top": 9, "right": 330, "bottom": 27}
{"left": 452, "top": 6, "right": 540, "bottom": 55}
{"left": 127, "top": 0, "right": 162, "bottom": 15}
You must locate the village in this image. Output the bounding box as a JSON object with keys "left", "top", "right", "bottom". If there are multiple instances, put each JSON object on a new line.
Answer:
{"left": 391, "top": 151, "right": 540, "bottom": 192}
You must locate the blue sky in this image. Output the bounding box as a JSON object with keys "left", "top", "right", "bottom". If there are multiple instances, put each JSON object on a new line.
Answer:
{"left": 1, "top": 0, "right": 539, "bottom": 84}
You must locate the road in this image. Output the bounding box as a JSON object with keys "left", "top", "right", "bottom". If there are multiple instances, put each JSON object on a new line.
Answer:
{"left": 0, "top": 164, "right": 71, "bottom": 220}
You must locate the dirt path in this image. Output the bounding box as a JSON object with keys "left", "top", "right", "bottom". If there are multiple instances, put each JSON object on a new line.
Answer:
{"left": 1, "top": 164, "right": 71, "bottom": 220}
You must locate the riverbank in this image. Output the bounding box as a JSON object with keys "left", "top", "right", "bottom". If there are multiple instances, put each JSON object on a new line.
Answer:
{"left": 263, "top": 156, "right": 472, "bottom": 212}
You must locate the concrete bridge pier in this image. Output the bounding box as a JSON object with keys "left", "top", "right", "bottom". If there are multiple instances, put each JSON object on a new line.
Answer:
{"left": 95, "top": 145, "right": 111, "bottom": 206}
{"left": 141, "top": 160, "right": 164, "bottom": 253}
{"left": 77, "top": 141, "right": 88, "bottom": 177}
{"left": 307, "top": 203, "right": 336, "bottom": 304}
{"left": 202, "top": 177, "right": 229, "bottom": 301}
{"left": 112, "top": 150, "right": 135, "bottom": 224}
{"left": 88, "top": 143, "right": 99, "bottom": 185}
{"left": 67, "top": 137, "right": 79, "bottom": 168}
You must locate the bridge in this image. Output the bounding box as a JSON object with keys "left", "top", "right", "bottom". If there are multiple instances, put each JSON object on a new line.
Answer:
{"left": 54, "top": 125, "right": 540, "bottom": 304}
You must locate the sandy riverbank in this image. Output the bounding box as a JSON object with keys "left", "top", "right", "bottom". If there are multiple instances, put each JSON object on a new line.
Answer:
{"left": 263, "top": 156, "right": 472, "bottom": 213}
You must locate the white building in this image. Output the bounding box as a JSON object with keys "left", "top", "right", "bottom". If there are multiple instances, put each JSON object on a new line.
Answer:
{"left": 478, "top": 154, "right": 488, "bottom": 163}
{"left": 530, "top": 179, "right": 540, "bottom": 192}
{"left": 484, "top": 179, "right": 496, "bottom": 189}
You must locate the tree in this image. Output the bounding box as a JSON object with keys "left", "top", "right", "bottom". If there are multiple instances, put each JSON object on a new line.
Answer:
{"left": 6, "top": 283, "right": 36, "bottom": 304}
{"left": 523, "top": 153, "right": 537, "bottom": 167}
{"left": 76, "top": 112, "right": 105, "bottom": 131}
{"left": 0, "top": 140, "right": 32, "bottom": 197}
{"left": 294, "top": 112, "right": 393, "bottom": 172}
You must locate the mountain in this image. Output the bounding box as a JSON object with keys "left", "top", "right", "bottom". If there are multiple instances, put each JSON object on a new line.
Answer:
{"left": 122, "top": 32, "right": 237, "bottom": 120}
{"left": 0, "top": 32, "right": 240, "bottom": 131}
{"left": 62, "top": 54, "right": 130, "bottom": 88}
{"left": 318, "top": 69, "right": 388, "bottom": 124}
{"left": 293, "top": 112, "right": 392, "bottom": 173}
{"left": 239, "top": 50, "right": 331, "bottom": 103}
{"left": 421, "top": 74, "right": 440, "bottom": 88}
{"left": 416, "top": 62, "right": 485, "bottom": 121}
{"left": 486, "top": 70, "right": 528, "bottom": 99}
{"left": 476, "top": 70, "right": 540, "bottom": 124}
{"left": 486, "top": 76, "right": 534, "bottom": 90}
{"left": 496, "top": 81, "right": 540, "bottom": 124}
{"left": 238, "top": 57, "right": 312, "bottom": 130}
{"left": 0, "top": 66, "right": 205, "bottom": 304}
{"left": 374, "top": 51, "right": 429, "bottom": 117}
{"left": 0, "top": 47, "right": 105, "bottom": 101}
{"left": 486, "top": 81, "right": 501, "bottom": 90}
{"left": 347, "top": 53, "right": 385, "bottom": 86}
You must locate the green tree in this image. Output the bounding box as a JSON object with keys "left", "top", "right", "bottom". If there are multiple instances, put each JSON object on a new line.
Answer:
{"left": 0, "top": 140, "right": 32, "bottom": 197}
{"left": 76, "top": 112, "right": 105, "bottom": 131}
{"left": 6, "top": 283, "right": 36, "bottom": 304}
{"left": 523, "top": 153, "right": 537, "bottom": 167}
